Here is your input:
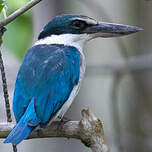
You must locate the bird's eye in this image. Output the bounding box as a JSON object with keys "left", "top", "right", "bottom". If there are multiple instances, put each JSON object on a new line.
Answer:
{"left": 71, "top": 20, "right": 87, "bottom": 29}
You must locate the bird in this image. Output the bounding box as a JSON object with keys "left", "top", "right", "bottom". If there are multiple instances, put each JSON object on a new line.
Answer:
{"left": 4, "top": 14, "right": 142, "bottom": 145}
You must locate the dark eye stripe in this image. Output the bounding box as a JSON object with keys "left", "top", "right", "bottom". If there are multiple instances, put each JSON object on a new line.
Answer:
{"left": 71, "top": 20, "right": 87, "bottom": 30}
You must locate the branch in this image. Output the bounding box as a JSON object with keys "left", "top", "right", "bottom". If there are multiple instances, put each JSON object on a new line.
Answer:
{"left": 0, "top": 0, "right": 42, "bottom": 27}
{"left": 0, "top": 27, "right": 12, "bottom": 123}
{"left": 86, "top": 54, "right": 152, "bottom": 75}
{"left": 0, "top": 109, "right": 109, "bottom": 152}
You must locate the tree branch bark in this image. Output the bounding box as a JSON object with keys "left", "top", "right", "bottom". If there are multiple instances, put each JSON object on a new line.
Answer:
{"left": 0, "top": 0, "right": 42, "bottom": 27}
{"left": 0, "top": 109, "right": 109, "bottom": 152}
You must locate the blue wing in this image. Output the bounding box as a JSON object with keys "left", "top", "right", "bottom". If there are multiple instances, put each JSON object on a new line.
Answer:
{"left": 4, "top": 43, "right": 80, "bottom": 145}
{"left": 13, "top": 44, "right": 80, "bottom": 123}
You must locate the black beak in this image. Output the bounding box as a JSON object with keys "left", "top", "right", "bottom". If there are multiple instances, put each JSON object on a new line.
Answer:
{"left": 85, "top": 22, "right": 143, "bottom": 38}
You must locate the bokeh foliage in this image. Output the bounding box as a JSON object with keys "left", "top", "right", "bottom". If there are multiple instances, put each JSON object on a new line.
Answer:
{"left": 2, "top": 0, "right": 33, "bottom": 60}
{"left": 0, "top": 0, "right": 5, "bottom": 13}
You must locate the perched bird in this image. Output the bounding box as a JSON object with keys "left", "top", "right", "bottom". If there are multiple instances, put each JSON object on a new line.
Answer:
{"left": 4, "top": 14, "right": 142, "bottom": 145}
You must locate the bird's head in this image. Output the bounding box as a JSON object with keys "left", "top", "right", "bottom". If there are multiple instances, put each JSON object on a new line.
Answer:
{"left": 37, "top": 14, "right": 142, "bottom": 47}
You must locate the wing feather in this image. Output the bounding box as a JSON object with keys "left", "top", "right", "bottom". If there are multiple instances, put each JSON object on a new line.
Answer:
{"left": 13, "top": 44, "right": 80, "bottom": 124}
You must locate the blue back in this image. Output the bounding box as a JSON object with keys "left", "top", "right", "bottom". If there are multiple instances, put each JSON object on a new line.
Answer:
{"left": 13, "top": 44, "right": 80, "bottom": 124}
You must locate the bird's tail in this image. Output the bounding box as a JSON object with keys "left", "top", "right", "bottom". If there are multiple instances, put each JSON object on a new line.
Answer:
{"left": 4, "top": 98, "right": 40, "bottom": 145}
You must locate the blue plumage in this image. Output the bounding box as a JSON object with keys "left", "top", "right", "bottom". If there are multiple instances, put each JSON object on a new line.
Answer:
{"left": 4, "top": 98, "right": 40, "bottom": 145}
{"left": 38, "top": 14, "right": 93, "bottom": 39}
{"left": 4, "top": 44, "right": 80, "bottom": 145}
{"left": 4, "top": 14, "right": 140, "bottom": 146}
{"left": 3, "top": 14, "right": 140, "bottom": 147}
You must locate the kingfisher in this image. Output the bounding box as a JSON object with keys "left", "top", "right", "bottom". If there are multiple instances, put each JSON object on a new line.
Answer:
{"left": 4, "top": 14, "right": 141, "bottom": 145}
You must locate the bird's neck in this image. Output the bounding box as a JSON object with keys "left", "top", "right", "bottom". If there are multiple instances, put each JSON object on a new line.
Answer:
{"left": 34, "top": 34, "right": 91, "bottom": 52}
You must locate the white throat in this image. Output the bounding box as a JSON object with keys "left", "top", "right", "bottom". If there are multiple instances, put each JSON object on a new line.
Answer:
{"left": 34, "top": 34, "right": 91, "bottom": 51}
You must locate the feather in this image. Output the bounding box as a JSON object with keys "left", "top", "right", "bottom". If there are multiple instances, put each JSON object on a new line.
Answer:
{"left": 4, "top": 44, "right": 80, "bottom": 144}
{"left": 4, "top": 98, "right": 40, "bottom": 145}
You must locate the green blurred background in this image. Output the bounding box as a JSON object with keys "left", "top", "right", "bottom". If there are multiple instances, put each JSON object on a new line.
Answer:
{"left": 3, "top": 0, "right": 33, "bottom": 60}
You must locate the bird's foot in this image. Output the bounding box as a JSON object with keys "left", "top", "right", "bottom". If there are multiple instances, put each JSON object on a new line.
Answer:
{"left": 57, "top": 116, "right": 71, "bottom": 131}
{"left": 39, "top": 122, "right": 47, "bottom": 128}
{"left": 58, "top": 116, "right": 71, "bottom": 122}
{"left": 36, "top": 128, "right": 43, "bottom": 137}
